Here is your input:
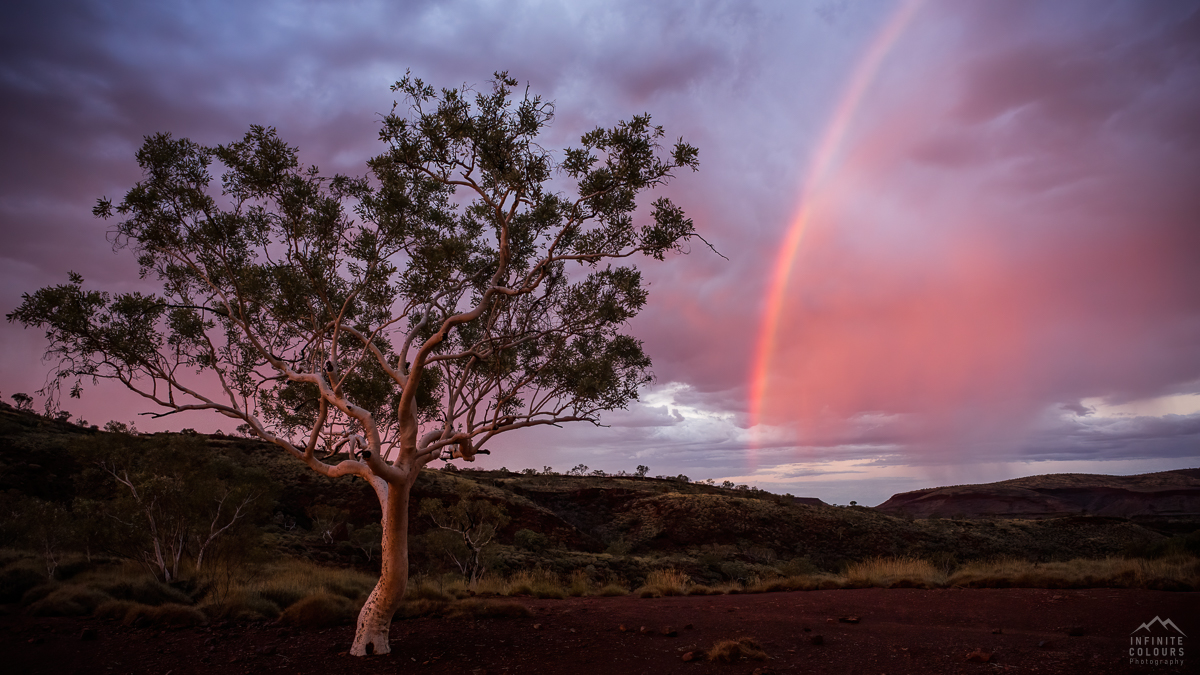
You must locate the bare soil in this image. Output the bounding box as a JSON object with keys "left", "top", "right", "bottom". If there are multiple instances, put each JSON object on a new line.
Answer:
{"left": 3, "top": 588, "right": 1196, "bottom": 674}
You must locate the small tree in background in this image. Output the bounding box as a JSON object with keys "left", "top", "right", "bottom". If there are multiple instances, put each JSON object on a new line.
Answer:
{"left": 8, "top": 71, "right": 702, "bottom": 655}
{"left": 10, "top": 392, "right": 33, "bottom": 412}
{"left": 72, "top": 434, "right": 270, "bottom": 582}
{"left": 419, "top": 493, "right": 510, "bottom": 586}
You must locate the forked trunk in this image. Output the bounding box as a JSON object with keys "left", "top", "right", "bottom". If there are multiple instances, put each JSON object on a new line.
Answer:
{"left": 351, "top": 479, "right": 411, "bottom": 656}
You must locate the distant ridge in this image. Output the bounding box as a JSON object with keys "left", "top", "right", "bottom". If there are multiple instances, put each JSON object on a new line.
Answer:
{"left": 875, "top": 469, "right": 1200, "bottom": 519}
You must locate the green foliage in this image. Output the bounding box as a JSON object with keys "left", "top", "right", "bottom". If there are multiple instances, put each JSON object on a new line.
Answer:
{"left": 70, "top": 433, "right": 274, "bottom": 582}
{"left": 349, "top": 522, "right": 383, "bottom": 561}
{"left": 420, "top": 489, "right": 510, "bottom": 584}
{"left": 8, "top": 72, "right": 702, "bottom": 488}
{"left": 513, "top": 528, "right": 548, "bottom": 552}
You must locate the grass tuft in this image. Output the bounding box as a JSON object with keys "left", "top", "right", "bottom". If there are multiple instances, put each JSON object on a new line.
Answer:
{"left": 98, "top": 578, "right": 192, "bottom": 606}
{"left": 201, "top": 590, "right": 281, "bottom": 622}
{"left": 637, "top": 568, "right": 690, "bottom": 597}
{"left": 447, "top": 599, "right": 532, "bottom": 619}
{"left": 279, "top": 591, "right": 357, "bottom": 628}
{"left": 0, "top": 566, "right": 48, "bottom": 604}
{"left": 595, "top": 583, "right": 629, "bottom": 597}
{"left": 124, "top": 602, "right": 208, "bottom": 627}
{"left": 399, "top": 598, "right": 448, "bottom": 618}
{"left": 406, "top": 580, "right": 453, "bottom": 602}
{"left": 94, "top": 599, "right": 137, "bottom": 620}
{"left": 25, "top": 584, "right": 112, "bottom": 616}
{"left": 706, "top": 636, "right": 769, "bottom": 662}
{"left": 845, "top": 556, "right": 945, "bottom": 589}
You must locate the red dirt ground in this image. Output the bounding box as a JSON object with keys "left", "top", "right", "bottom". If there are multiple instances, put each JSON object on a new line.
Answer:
{"left": 3, "top": 588, "right": 1196, "bottom": 674}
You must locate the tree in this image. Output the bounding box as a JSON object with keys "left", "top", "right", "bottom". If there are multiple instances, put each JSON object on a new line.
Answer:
{"left": 7, "top": 71, "right": 702, "bottom": 656}
{"left": 418, "top": 491, "right": 509, "bottom": 585}
{"left": 72, "top": 434, "right": 270, "bottom": 581}
{"left": 10, "top": 392, "right": 33, "bottom": 411}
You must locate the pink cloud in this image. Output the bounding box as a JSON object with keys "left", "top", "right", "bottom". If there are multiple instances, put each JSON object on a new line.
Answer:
{"left": 756, "top": 1, "right": 1200, "bottom": 461}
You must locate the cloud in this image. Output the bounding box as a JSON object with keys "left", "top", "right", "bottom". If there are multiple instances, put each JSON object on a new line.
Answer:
{"left": 756, "top": 0, "right": 1200, "bottom": 465}
{"left": 0, "top": 0, "right": 1195, "bottom": 495}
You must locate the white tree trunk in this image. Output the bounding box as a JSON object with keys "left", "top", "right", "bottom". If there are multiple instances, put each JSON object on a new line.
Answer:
{"left": 350, "top": 479, "right": 411, "bottom": 656}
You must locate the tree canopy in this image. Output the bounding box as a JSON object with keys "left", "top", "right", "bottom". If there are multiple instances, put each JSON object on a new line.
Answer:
{"left": 9, "top": 72, "right": 701, "bottom": 473}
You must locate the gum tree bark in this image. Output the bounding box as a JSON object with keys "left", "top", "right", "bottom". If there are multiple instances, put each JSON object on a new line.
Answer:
{"left": 8, "top": 71, "right": 707, "bottom": 657}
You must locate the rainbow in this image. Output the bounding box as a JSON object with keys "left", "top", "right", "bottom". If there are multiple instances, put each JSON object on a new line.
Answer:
{"left": 748, "top": 0, "right": 924, "bottom": 459}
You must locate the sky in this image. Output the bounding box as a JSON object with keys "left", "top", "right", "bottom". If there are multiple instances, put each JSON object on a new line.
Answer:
{"left": 1, "top": 0, "right": 1197, "bottom": 506}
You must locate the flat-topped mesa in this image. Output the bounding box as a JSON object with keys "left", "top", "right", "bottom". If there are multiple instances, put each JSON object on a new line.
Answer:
{"left": 875, "top": 469, "right": 1200, "bottom": 519}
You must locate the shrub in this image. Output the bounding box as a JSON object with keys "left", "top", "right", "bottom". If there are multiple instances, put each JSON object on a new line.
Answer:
{"left": 447, "top": 599, "right": 531, "bottom": 619}
{"left": 503, "top": 569, "right": 566, "bottom": 598}
{"left": 567, "top": 570, "right": 593, "bottom": 597}
{"left": 0, "top": 567, "right": 47, "bottom": 603}
{"left": 257, "top": 584, "right": 307, "bottom": 610}
{"left": 124, "top": 602, "right": 208, "bottom": 627}
{"left": 638, "top": 568, "right": 689, "bottom": 597}
{"left": 399, "top": 598, "right": 448, "bottom": 618}
{"left": 20, "top": 582, "right": 56, "bottom": 606}
{"left": 596, "top": 583, "right": 628, "bottom": 597}
{"left": 94, "top": 599, "right": 138, "bottom": 620}
{"left": 844, "top": 557, "right": 945, "bottom": 589}
{"left": 202, "top": 590, "right": 281, "bottom": 622}
{"left": 948, "top": 556, "right": 1199, "bottom": 590}
{"left": 280, "top": 592, "right": 357, "bottom": 628}
{"left": 706, "top": 637, "right": 769, "bottom": 663}
{"left": 26, "top": 585, "right": 112, "bottom": 616}
{"left": 406, "top": 581, "right": 453, "bottom": 602}
{"left": 99, "top": 578, "right": 192, "bottom": 606}
{"left": 514, "top": 529, "right": 549, "bottom": 552}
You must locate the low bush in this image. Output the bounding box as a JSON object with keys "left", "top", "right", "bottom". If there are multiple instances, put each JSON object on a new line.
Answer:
{"left": 503, "top": 569, "right": 567, "bottom": 598}
{"left": 20, "top": 582, "right": 57, "bottom": 606}
{"left": 637, "top": 568, "right": 689, "bottom": 598}
{"left": 124, "top": 602, "right": 208, "bottom": 627}
{"left": 949, "top": 556, "right": 1199, "bottom": 590}
{"left": 447, "top": 599, "right": 531, "bottom": 619}
{"left": 256, "top": 584, "right": 308, "bottom": 610}
{"left": 94, "top": 599, "right": 137, "bottom": 620}
{"left": 406, "top": 580, "right": 453, "bottom": 603}
{"left": 399, "top": 598, "right": 448, "bottom": 618}
{"left": 596, "top": 583, "right": 629, "bottom": 597}
{"left": 0, "top": 567, "right": 46, "bottom": 603}
{"left": 99, "top": 578, "right": 192, "bottom": 606}
{"left": 279, "top": 591, "right": 357, "bottom": 628}
{"left": 844, "top": 557, "right": 945, "bottom": 589}
{"left": 706, "top": 636, "right": 769, "bottom": 663}
{"left": 25, "top": 584, "right": 111, "bottom": 616}
{"left": 201, "top": 590, "right": 282, "bottom": 622}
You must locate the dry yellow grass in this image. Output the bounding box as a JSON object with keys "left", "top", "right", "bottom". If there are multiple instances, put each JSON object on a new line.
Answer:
{"left": 844, "top": 556, "right": 947, "bottom": 589}
{"left": 949, "top": 556, "right": 1199, "bottom": 590}
{"left": 637, "top": 568, "right": 690, "bottom": 597}
{"left": 706, "top": 636, "right": 769, "bottom": 662}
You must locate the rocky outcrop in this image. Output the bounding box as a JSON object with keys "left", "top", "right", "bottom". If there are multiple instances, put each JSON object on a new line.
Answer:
{"left": 875, "top": 469, "right": 1200, "bottom": 519}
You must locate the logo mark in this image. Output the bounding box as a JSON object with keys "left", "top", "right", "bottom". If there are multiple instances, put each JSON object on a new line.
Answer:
{"left": 1132, "top": 616, "right": 1187, "bottom": 637}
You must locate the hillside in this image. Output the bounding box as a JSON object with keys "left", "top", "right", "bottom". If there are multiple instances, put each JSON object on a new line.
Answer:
{"left": 0, "top": 405, "right": 1188, "bottom": 583}
{"left": 875, "top": 470, "right": 1200, "bottom": 521}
